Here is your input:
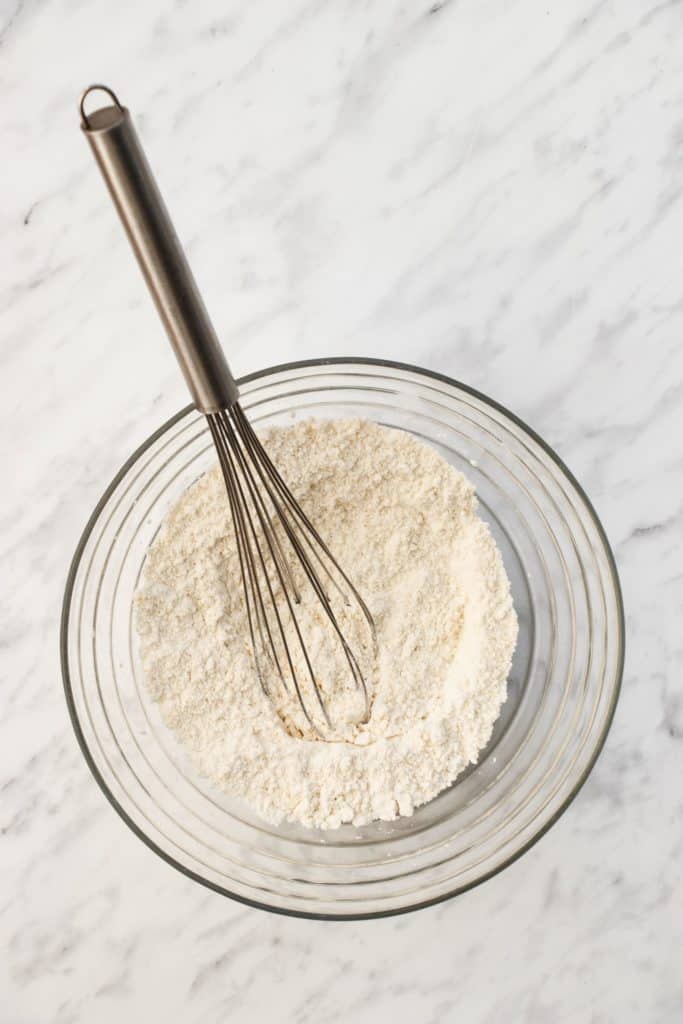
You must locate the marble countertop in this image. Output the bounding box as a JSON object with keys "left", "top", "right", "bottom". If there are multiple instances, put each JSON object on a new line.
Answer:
{"left": 2, "top": 1, "right": 681, "bottom": 1020}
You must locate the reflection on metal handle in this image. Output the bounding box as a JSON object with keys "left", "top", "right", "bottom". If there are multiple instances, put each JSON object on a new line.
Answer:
{"left": 79, "top": 84, "right": 238, "bottom": 413}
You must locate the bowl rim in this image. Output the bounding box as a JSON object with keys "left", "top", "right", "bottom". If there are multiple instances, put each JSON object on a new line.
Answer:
{"left": 60, "top": 356, "right": 625, "bottom": 921}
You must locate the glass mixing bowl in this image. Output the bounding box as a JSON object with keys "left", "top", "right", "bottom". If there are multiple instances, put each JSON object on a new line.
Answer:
{"left": 61, "top": 359, "right": 624, "bottom": 919}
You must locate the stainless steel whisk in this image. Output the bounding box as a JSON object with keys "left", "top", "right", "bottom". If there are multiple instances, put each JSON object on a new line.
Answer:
{"left": 79, "top": 85, "right": 374, "bottom": 736}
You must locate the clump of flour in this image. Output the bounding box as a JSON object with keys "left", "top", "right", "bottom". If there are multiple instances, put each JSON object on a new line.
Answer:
{"left": 135, "top": 419, "right": 517, "bottom": 829}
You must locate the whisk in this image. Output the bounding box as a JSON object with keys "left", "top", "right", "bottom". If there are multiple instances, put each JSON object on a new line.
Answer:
{"left": 79, "top": 85, "right": 374, "bottom": 737}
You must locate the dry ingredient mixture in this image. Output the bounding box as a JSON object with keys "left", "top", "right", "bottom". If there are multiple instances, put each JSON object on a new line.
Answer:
{"left": 135, "top": 419, "right": 517, "bottom": 829}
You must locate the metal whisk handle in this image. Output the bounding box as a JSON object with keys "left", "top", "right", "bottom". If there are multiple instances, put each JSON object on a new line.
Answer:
{"left": 79, "top": 84, "right": 238, "bottom": 413}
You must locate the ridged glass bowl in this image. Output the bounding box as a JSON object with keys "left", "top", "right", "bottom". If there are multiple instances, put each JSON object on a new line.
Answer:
{"left": 61, "top": 359, "right": 624, "bottom": 919}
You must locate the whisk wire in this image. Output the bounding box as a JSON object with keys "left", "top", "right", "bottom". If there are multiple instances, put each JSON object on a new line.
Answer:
{"left": 237, "top": 429, "right": 371, "bottom": 712}
{"left": 212, "top": 419, "right": 295, "bottom": 693}
{"left": 208, "top": 418, "right": 281, "bottom": 696}
{"left": 227, "top": 410, "right": 371, "bottom": 708}
{"left": 234, "top": 406, "right": 375, "bottom": 632}
{"left": 234, "top": 410, "right": 351, "bottom": 608}
{"left": 211, "top": 412, "right": 336, "bottom": 733}
{"left": 222, "top": 416, "right": 330, "bottom": 729}
{"left": 208, "top": 407, "right": 373, "bottom": 734}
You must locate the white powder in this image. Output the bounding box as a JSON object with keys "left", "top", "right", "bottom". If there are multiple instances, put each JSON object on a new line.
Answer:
{"left": 135, "top": 419, "right": 517, "bottom": 829}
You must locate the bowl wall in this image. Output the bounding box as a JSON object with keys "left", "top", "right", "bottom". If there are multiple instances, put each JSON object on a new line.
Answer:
{"left": 61, "top": 359, "right": 624, "bottom": 918}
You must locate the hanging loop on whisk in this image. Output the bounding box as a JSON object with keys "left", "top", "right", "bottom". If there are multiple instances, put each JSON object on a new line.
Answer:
{"left": 79, "top": 84, "right": 123, "bottom": 129}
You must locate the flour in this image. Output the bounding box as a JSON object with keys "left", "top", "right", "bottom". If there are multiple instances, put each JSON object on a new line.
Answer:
{"left": 135, "top": 419, "right": 517, "bottom": 829}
